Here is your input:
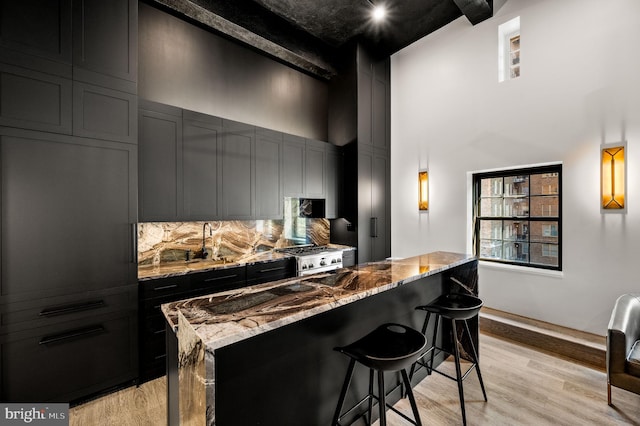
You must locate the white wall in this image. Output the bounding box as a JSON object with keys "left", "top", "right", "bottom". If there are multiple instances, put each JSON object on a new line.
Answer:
{"left": 391, "top": 0, "right": 640, "bottom": 335}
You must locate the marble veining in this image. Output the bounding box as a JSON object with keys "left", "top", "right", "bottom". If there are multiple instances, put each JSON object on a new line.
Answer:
{"left": 137, "top": 219, "right": 331, "bottom": 280}
{"left": 162, "top": 251, "right": 475, "bottom": 351}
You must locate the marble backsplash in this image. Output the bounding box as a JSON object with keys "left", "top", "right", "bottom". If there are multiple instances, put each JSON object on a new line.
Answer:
{"left": 137, "top": 219, "right": 330, "bottom": 266}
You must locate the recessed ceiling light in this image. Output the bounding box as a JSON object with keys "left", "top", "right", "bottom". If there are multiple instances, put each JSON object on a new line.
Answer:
{"left": 372, "top": 5, "right": 387, "bottom": 22}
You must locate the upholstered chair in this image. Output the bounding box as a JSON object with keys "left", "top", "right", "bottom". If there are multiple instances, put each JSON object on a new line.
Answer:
{"left": 607, "top": 293, "right": 640, "bottom": 405}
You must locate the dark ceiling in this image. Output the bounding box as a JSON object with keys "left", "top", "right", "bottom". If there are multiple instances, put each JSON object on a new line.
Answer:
{"left": 148, "top": 0, "right": 493, "bottom": 79}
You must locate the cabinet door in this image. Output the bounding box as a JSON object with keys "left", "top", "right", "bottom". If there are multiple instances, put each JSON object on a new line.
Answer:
{"left": 0, "top": 0, "right": 72, "bottom": 77}
{"left": 370, "top": 151, "right": 390, "bottom": 261}
{"left": 357, "top": 148, "right": 390, "bottom": 263}
{"left": 0, "top": 129, "right": 137, "bottom": 303}
{"left": 255, "top": 128, "right": 282, "bottom": 219}
{"left": 183, "top": 114, "right": 221, "bottom": 220}
{"left": 72, "top": 0, "right": 137, "bottom": 93}
{"left": 325, "top": 144, "right": 340, "bottom": 219}
{"left": 73, "top": 81, "right": 137, "bottom": 143}
{"left": 0, "top": 63, "right": 72, "bottom": 134}
{"left": 220, "top": 120, "right": 254, "bottom": 219}
{"left": 305, "top": 139, "right": 325, "bottom": 198}
{"left": 138, "top": 103, "right": 182, "bottom": 221}
{"left": 282, "top": 134, "right": 305, "bottom": 197}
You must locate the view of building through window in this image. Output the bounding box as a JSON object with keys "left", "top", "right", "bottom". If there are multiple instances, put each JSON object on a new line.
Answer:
{"left": 474, "top": 165, "right": 561, "bottom": 270}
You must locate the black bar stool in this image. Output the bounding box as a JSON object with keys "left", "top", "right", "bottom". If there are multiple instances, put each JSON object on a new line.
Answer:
{"left": 409, "top": 293, "right": 487, "bottom": 426}
{"left": 332, "top": 323, "right": 427, "bottom": 426}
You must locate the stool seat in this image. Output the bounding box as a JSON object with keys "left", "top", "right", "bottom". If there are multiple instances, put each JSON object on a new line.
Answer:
{"left": 336, "top": 323, "right": 427, "bottom": 371}
{"left": 417, "top": 293, "right": 482, "bottom": 320}
{"left": 333, "top": 323, "right": 426, "bottom": 426}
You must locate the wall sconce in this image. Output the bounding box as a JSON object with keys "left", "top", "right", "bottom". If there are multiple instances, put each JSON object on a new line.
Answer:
{"left": 418, "top": 170, "right": 429, "bottom": 211}
{"left": 601, "top": 142, "right": 626, "bottom": 211}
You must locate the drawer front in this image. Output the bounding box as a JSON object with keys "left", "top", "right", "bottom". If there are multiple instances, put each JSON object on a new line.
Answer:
{"left": 246, "top": 259, "right": 295, "bottom": 285}
{"left": 0, "top": 312, "right": 137, "bottom": 402}
{"left": 0, "top": 286, "right": 137, "bottom": 335}
{"left": 139, "top": 275, "right": 189, "bottom": 301}
{"left": 189, "top": 266, "right": 246, "bottom": 293}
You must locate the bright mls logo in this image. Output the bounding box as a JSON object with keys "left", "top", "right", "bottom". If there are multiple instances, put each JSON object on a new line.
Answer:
{"left": 1, "top": 404, "right": 68, "bottom": 425}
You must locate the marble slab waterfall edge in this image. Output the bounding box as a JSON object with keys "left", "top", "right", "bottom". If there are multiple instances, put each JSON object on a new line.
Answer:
{"left": 162, "top": 251, "right": 476, "bottom": 351}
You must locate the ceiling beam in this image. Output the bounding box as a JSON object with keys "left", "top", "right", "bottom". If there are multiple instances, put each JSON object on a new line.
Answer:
{"left": 452, "top": 0, "right": 492, "bottom": 25}
{"left": 149, "top": 0, "right": 337, "bottom": 80}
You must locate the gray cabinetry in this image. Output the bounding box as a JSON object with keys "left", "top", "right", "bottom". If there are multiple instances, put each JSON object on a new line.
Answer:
{"left": 357, "top": 147, "right": 390, "bottom": 263}
{"left": 220, "top": 120, "right": 254, "bottom": 220}
{"left": 0, "top": 129, "right": 137, "bottom": 302}
{"left": 138, "top": 101, "right": 182, "bottom": 222}
{"left": 0, "top": 0, "right": 72, "bottom": 77}
{"left": 305, "top": 138, "right": 326, "bottom": 198}
{"left": 183, "top": 111, "right": 221, "bottom": 220}
{"left": 255, "top": 127, "right": 283, "bottom": 219}
{"left": 0, "top": 63, "right": 72, "bottom": 134}
{"left": 282, "top": 134, "right": 305, "bottom": 197}
{"left": 0, "top": 127, "right": 138, "bottom": 402}
{"left": 73, "top": 81, "right": 137, "bottom": 143}
{"left": 325, "top": 144, "right": 340, "bottom": 219}
{"left": 72, "top": 0, "right": 137, "bottom": 93}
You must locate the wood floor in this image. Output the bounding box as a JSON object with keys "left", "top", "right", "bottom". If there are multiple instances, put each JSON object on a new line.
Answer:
{"left": 69, "top": 333, "right": 640, "bottom": 425}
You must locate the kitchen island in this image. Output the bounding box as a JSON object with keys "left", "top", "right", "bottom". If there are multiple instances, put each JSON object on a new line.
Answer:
{"left": 162, "top": 251, "right": 478, "bottom": 425}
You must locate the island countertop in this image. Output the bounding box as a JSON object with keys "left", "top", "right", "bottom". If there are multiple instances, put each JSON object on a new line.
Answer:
{"left": 161, "top": 251, "right": 475, "bottom": 351}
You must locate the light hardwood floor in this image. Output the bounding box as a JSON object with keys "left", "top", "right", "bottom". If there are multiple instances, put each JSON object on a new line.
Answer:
{"left": 69, "top": 333, "right": 640, "bottom": 425}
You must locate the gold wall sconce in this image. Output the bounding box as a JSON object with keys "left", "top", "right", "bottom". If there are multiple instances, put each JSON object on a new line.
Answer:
{"left": 419, "top": 170, "right": 429, "bottom": 211}
{"left": 601, "top": 143, "right": 626, "bottom": 211}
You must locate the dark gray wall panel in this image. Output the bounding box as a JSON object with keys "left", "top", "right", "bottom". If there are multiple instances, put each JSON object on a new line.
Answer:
{"left": 138, "top": 2, "right": 328, "bottom": 141}
{"left": 0, "top": 63, "right": 72, "bottom": 134}
{"left": 73, "top": 81, "right": 137, "bottom": 143}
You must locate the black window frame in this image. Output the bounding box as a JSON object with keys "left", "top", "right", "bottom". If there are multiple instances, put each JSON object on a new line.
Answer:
{"left": 473, "top": 164, "right": 562, "bottom": 271}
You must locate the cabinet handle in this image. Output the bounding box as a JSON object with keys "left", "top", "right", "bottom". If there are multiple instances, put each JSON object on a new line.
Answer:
{"left": 154, "top": 354, "right": 167, "bottom": 361}
{"left": 39, "top": 300, "right": 105, "bottom": 317}
{"left": 153, "top": 284, "right": 179, "bottom": 291}
{"left": 258, "top": 266, "right": 285, "bottom": 273}
{"left": 204, "top": 274, "right": 238, "bottom": 283}
{"left": 370, "top": 217, "right": 378, "bottom": 238}
{"left": 153, "top": 329, "right": 166, "bottom": 335}
{"left": 131, "top": 223, "right": 137, "bottom": 264}
{"left": 39, "top": 325, "right": 106, "bottom": 345}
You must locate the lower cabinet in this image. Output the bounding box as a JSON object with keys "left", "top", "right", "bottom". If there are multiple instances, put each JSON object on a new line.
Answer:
{"left": 246, "top": 258, "right": 295, "bottom": 286}
{"left": 0, "top": 310, "right": 137, "bottom": 403}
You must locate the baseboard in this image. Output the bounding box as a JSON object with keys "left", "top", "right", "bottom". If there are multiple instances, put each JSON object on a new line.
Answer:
{"left": 479, "top": 307, "right": 606, "bottom": 370}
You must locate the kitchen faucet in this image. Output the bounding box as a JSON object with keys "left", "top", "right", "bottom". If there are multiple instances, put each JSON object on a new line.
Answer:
{"left": 194, "top": 222, "right": 213, "bottom": 259}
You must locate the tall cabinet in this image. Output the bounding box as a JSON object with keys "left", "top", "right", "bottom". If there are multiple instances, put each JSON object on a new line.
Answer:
{"left": 0, "top": 0, "right": 138, "bottom": 403}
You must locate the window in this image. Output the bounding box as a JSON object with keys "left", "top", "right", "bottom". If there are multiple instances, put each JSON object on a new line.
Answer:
{"left": 473, "top": 165, "right": 561, "bottom": 270}
{"left": 498, "top": 17, "right": 521, "bottom": 82}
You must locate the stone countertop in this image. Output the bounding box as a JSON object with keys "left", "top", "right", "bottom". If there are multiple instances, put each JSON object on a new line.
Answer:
{"left": 162, "top": 251, "right": 475, "bottom": 352}
{"left": 138, "top": 244, "right": 355, "bottom": 281}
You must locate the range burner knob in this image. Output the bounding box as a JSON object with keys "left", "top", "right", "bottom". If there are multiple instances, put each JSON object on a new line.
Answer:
{"left": 301, "top": 264, "right": 307, "bottom": 270}
{"left": 320, "top": 259, "right": 326, "bottom": 266}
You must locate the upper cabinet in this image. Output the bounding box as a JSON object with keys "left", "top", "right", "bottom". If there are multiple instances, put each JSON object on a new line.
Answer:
{"left": 138, "top": 103, "right": 339, "bottom": 222}
{"left": 219, "top": 120, "right": 254, "bottom": 220}
{"left": 255, "top": 127, "right": 283, "bottom": 219}
{"left": 305, "top": 139, "right": 326, "bottom": 199}
{"left": 72, "top": 0, "right": 138, "bottom": 93}
{"left": 0, "top": 0, "right": 73, "bottom": 77}
{"left": 182, "top": 111, "right": 221, "bottom": 220}
{"left": 282, "top": 134, "right": 305, "bottom": 197}
{"left": 0, "top": 0, "right": 138, "bottom": 139}
{"left": 138, "top": 101, "right": 183, "bottom": 222}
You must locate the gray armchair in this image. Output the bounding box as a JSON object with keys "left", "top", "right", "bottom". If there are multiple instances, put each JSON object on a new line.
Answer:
{"left": 607, "top": 293, "right": 640, "bottom": 405}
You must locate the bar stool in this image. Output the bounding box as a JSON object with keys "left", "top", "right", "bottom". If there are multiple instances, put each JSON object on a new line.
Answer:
{"left": 332, "top": 323, "right": 427, "bottom": 426}
{"left": 409, "top": 293, "right": 487, "bottom": 426}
